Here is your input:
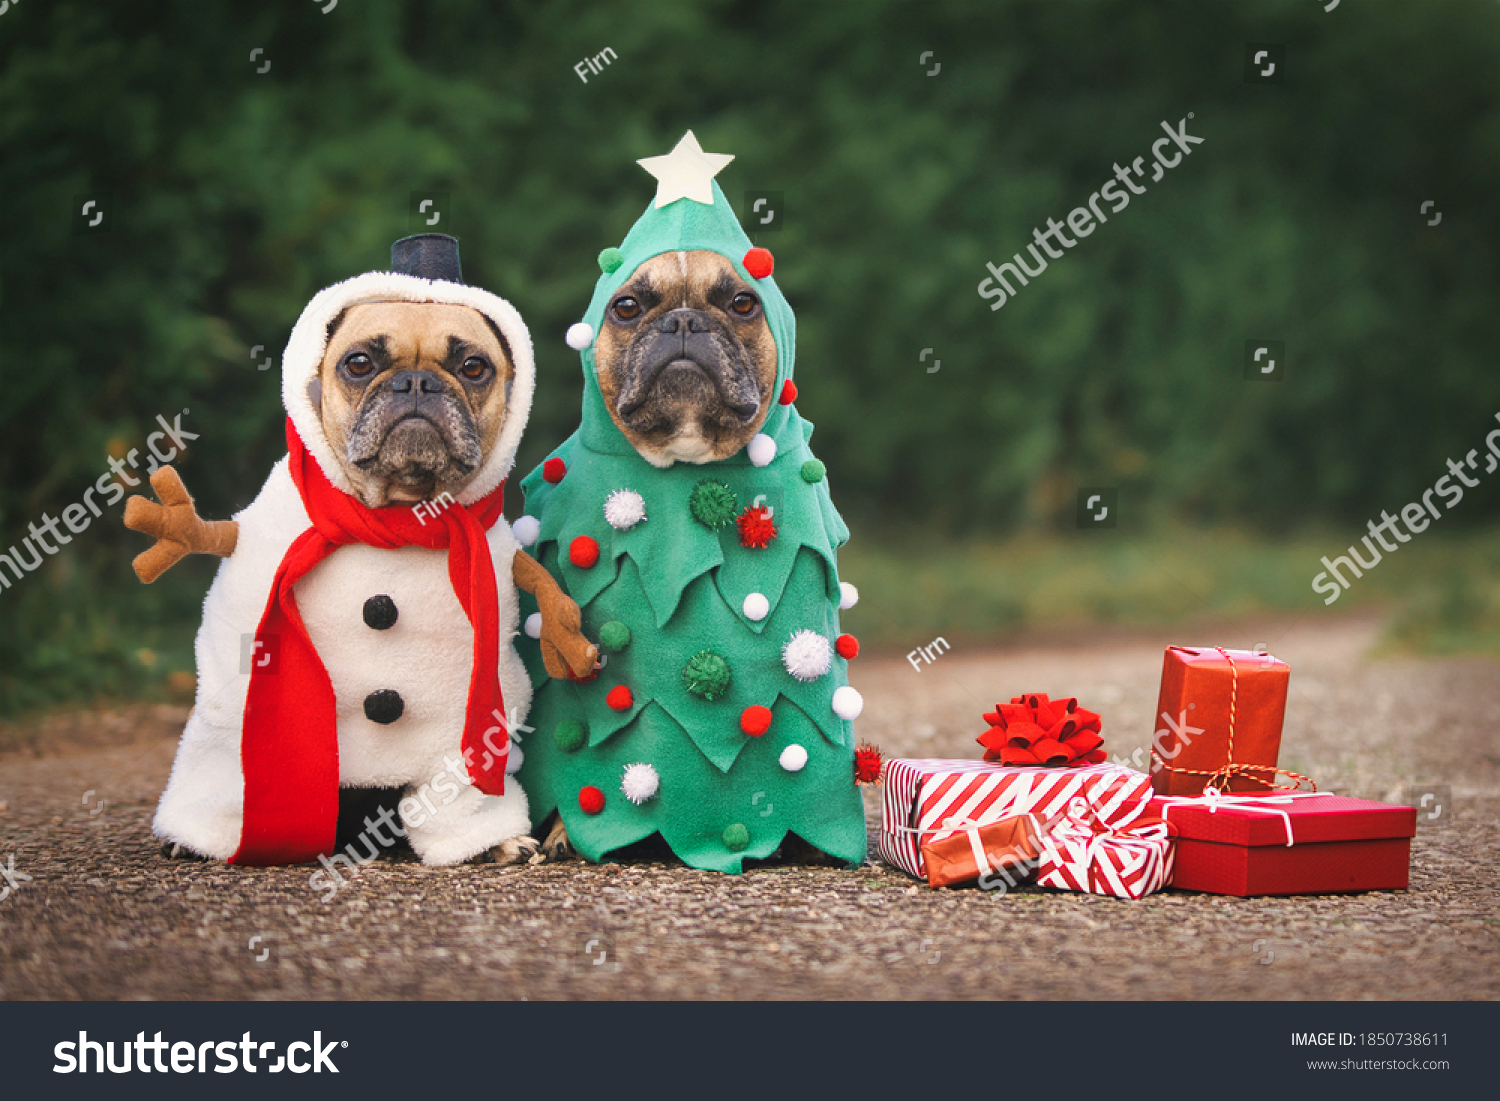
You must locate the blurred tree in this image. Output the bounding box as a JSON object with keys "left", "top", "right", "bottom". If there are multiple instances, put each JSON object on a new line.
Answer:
{"left": 1, "top": 0, "right": 1498, "bottom": 713}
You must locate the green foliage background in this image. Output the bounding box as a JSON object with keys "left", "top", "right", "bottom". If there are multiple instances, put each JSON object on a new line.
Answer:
{"left": 2, "top": 0, "right": 1498, "bottom": 715}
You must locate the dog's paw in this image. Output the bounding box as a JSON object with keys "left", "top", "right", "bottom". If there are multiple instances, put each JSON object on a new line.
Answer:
{"left": 158, "top": 840, "right": 209, "bottom": 862}
{"left": 541, "top": 817, "right": 576, "bottom": 862}
{"left": 470, "top": 835, "right": 541, "bottom": 867}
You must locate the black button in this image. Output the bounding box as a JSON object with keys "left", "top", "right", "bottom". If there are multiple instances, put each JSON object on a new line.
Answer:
{"left": 364, "top": 689, "right": 404, "bottom": 724}
{"left": 363, "top": 594, "right": 398, "bottom": 630}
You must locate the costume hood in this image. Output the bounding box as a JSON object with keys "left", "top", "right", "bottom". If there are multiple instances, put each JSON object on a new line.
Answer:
{"left": 280, "top": 234, "right": 536, "bottom": 506}
{"left": 574, "top": 179, "right": 797, "bottom": 456}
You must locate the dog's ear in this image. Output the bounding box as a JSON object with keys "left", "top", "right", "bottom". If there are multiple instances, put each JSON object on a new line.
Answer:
{"left": 479, "top": 313, "right": 515, "bottom": 404}
{"left": 479, "top": 314, "right": 514, "bottom": 369}
{"left": 325, "top": 307, "right": 349, "bottom": 344}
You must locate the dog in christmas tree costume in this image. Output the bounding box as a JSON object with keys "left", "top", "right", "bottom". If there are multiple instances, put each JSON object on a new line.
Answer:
{"left": 126, "top": 235, "right": 597, "bottom": 867}
{"left": 514, "top": 133, "right": 870, "bottom": 873}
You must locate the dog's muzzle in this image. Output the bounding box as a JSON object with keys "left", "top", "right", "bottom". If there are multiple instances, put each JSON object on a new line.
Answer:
{"left": 616, "top": 309, "right": 761, "bottom": 421}
{"left": 347, "top": 369, "right": 482, "bottom": 475}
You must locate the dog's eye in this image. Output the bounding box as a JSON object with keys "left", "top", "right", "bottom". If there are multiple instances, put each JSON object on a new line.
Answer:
{"left": 612, "top": 296, "right": 642, "bottom": 321}
{"left": 459, "top": 356, "right": 491, "bottom": 381}
{"left": 731, "top": 292, "right": 759, "bottom": 316}
{"left": 343, "top": 352, "right": 374, "bottom": 378}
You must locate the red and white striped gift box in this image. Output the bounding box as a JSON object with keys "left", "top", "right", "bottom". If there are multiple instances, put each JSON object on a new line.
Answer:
{"left": 1035, "top": 818, "right": 1176, "bottom": 900}
{"left": 877, "top": 759, "right": 1153, "bottom": 880}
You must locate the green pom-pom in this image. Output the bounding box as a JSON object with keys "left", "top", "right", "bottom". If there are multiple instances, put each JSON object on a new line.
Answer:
{"left": 800, "top": 459, "right": 826, "bottom": 484}
{"left": 722, "top": 823, "right": 750, "bottom": 852}
{"left": 599, "top": 621, "right": 631, "bottom": 652}
{"left": 681, "top": 649, "right": 732, "bottom": 700}
{"left": 688, "top": 479, "right": 738, "bottom": 530}
{"left": 553, "top": 719, "right": 586, "bottom": 753}
{"left": 598, "top": 247, "right": 624, "bottom": 274}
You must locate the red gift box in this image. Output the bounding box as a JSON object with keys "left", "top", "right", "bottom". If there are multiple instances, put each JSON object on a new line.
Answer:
{"left": 1149, "top": 645, "right": 1311, "bottom": 795}
{"left": 878, "top": 758, "right": 1152, "bottom": 881}
{"left": 1148, "top": 792, "right": 1416, "bottom": 896}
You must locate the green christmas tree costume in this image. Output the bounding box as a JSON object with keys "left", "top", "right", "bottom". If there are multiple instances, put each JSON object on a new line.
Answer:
{"left": 513, "top": 143, "right": 868, "bottom": 874}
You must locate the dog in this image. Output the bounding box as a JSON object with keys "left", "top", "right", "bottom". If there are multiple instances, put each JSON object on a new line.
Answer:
{"left": 593, "top": 250, "right": 779, "bottom": 467}
{"left": 128, "top": 235, "right": 596, "bottom": 870}
{"left": 538, "top": 247, "right": 839, "bottom": 866}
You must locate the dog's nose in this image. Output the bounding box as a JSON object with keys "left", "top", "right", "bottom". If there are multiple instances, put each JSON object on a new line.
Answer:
{"left": 388, "top": 370, "right": 445, "bottom": 395}
{"left": 656, "top": 309, "right": 714, "bottom": 336}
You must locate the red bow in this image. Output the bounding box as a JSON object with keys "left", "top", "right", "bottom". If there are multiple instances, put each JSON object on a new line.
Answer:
{"left": 231, "top": 418, "right": 508, "bottom": 866}
{"left": 977, "top": 693, "right": 1106, "bottom": 767}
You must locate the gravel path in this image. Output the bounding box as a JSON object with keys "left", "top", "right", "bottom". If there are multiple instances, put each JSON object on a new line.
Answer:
{"left": 1, "top": 614, "right": 1496, "bottom": 1000}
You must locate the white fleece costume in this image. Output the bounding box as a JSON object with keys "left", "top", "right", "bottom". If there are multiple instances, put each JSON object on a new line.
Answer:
{"left": 153, "top": 270, "right": 537, "bottom": 866}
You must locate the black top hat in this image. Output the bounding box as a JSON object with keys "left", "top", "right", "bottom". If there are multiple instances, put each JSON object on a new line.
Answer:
{"left": 391, "top": 234, "right": 463, "bottom": 283}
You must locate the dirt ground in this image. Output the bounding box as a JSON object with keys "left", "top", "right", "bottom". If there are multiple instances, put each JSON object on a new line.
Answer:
{"left": 1, "top": 613, "right": 1496, "bottom": 1000}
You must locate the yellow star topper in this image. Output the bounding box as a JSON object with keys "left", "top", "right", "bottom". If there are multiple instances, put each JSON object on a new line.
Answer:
{"left": 637, "top": 130, "right": 735, "bottom": 208}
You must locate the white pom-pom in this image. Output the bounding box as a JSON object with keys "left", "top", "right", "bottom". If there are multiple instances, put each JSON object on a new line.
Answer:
{"left": 839, "top": 581, "right": 859, "bottom": 610}
{"left": 832, "top": 685, "right": 864, "bottom": 720}
{"left": 505, "top": 744, "right": 524, "bottom": 775}
{"left": 782, "top": 629, "right": 832, "bottom": 681}
{"left": 621, "top": 762, "right": 660, "bottom": 805}
{"left": 524, "top": 612, "right": 542, "bottom": 639}
{"left": 747, "top": 433, "right": 777, "bottom": 467}
{"left": 779, "top": 744, "right": 808, "bottom": 772}
{"left": 603, "top": 488, "right": 647, "bottom": 530}
{"left": 742, "top": 592, "right": 770, "bottom": 621}
{"left": 511, "top": 515, "right": 540, "bottom": 546}
{"left": 565, "top": 322, "right": 595, "bottom": 351}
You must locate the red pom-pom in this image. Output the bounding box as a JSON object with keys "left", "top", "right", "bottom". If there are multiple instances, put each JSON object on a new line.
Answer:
{"left": 778, "top": 380, "right": 797, "bottom": 405}
{"left": 736, "top": 504, "right": 778, "bottom": 549}
{"left": 569, "top": 535, "right": 600, "bottom": 568}
{"left": 853, "top": 743, "right": 883, "bottom": 785}
{"left": 606, "top": 685, "right": 633, "bottom": 711}
{"left": 835, "top": 634, "right": 859, "bottom": 659}
{"left": 578, "top": 786, "right": 605, "bottom": 815}
{"left": 543, "top": 457, "right": 567, "bottom": 484}
{"left": 740, "top": 705, "right": 773, "bottom": 737}
{"left": 743, "top": 247, "right": 775, "bottom": 280}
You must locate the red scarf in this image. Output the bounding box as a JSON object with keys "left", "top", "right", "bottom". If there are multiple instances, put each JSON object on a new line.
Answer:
{"left": 231, "top": 418, "right": 508, "bottom": 866}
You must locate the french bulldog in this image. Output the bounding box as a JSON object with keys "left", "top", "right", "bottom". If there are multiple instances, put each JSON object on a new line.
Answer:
{"left": 538, "top": 247, "right": 785, "bottom": 862}
{"left": 127, "top": 243, "right": 597, "bottom": 869}
{"left": 595, "top": 249, "right": 779, "bottom": 467}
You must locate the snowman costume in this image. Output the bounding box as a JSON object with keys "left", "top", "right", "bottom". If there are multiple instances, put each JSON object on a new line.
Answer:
{"left": 153, "top": 247, "right": 537, "bottom": 866}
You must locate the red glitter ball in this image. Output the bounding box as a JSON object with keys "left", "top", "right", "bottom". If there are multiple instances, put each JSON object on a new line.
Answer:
{"left": 778, "top": 380, "right": 798, "bottom": 405}
{"left": 736, "top": 504, "right": 778, "bottom": 549}
{"left": 853, "top": 743, "right": 883, "bottom": 785}
{"left": 569, "top": 535, "right": 600, "bottom": 568}
{"left": 835, "top": 634, "right": 860, "bottom": 659}
{"left": 740, "top": 705, "right": 773, "bottom": 737}
{"left": 606, "top": 685, "right": 633, "bottom": 711}
{"left": 542, "top": 457, "right": 567, "bottom": 483}
{"left": 743, "top": 247, "right": 775, "bottom": 280}
{"left": 578, "top": 786, "right": 605, "bottom": 815}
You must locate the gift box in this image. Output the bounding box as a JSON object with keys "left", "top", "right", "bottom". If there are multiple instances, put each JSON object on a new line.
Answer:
{"left": 920, "top": 814, "right": 1043, "bottom": 889}
{"left": 1035, "top": 817, "right": 1176, "bottom": 900}
{"left": 878, "top": 758, "right": 1153, "bottom": 881}
{"left": 1148, "top": 792, "right": 1417, "bottom": 896}
{"left": 1149, "top": 645, "right": 1307, "bottom": 795}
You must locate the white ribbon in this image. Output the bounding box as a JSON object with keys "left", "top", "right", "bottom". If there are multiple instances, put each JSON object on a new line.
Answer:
{"left": 1155, "top": 788, "right": 1332, "bottom": 847}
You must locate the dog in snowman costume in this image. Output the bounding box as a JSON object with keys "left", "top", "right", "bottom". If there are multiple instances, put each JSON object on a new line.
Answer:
{"left": 127, "top": 235, "right": 597, "bottom": 867}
